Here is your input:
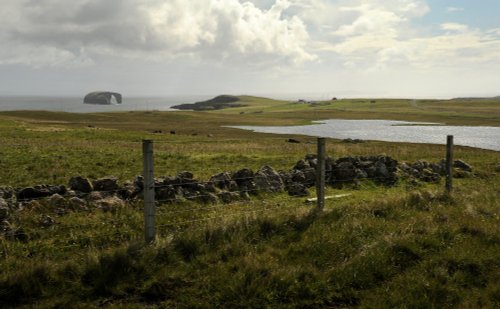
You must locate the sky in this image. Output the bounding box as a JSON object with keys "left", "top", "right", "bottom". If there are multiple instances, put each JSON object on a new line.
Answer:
{"left": 1, "top": 0, "right": 500, "bottom": 99}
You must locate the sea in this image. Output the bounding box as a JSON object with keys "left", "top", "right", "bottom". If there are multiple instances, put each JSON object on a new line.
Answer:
{"left": 0, "top": 95, "right": 209, "bottom": 113}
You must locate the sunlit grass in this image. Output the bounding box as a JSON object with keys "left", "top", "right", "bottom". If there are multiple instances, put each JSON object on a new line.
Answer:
{"left": 0, "top": 96, "right": 498, "bottom": 307}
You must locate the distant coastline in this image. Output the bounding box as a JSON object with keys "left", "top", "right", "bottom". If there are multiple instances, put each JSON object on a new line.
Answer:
{"left": 0, "top": 95, "right": 209, "bottom": 113}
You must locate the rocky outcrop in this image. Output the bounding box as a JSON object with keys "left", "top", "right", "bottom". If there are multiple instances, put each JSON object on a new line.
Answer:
{"left": 172, "top": 95, "right": 246, "bottom": 111}
{"left": 84, "top": 91, "right": 122, "bottom": 105}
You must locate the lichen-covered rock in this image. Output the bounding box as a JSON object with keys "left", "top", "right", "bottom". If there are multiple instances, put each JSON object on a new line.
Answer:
{"left": 95, "top": 196, "right": 126, "bottom": 212}
{"left": 254, "top": 166, "right": 284, "bottom": 193}
{"left": 156, "top": 185, "right": 177, "bottom": 203}
{"left": 334, "top": 161, "right": 356, "bottom": 182}
{"left": 48, "top": 194, "right": 66, "bottom": 208}
{"left": 69, "top": 176, "right": 93, "bottom": 193}
{"left": 218, "top": 191, "right": 240, "bottom": 203}
{"left": 303, "top": 168, "right": 316, "bottom": 187}
{"left": 210, "top": 172, "right": 232, "bottom": 189}
{"left": 287, "top": 183, "right": 309, "bottom": 197}
{"left": 0, "top": 201, "right": 9, "bottom": 221}
{"left": 454, "top": 160, "right": 472, "bottom": 172}
{"left": 0, "top": 187, "right": 14, "bottom": 199}
{"left": 232, "top": 168, "right": 256, "bottom": 193}
{"left": 17, "top": 185, "right": 66, "bottom": 200}
{"left": 39, "top": 214, "right": 55, "bottom": 227}
{"left": 68, "top": 197, "right": 88, "bottom": 211}
{"left": 93, "top": 177, "right": 119, "bottom": 192}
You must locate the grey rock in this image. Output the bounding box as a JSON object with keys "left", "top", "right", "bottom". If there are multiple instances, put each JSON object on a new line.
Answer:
{"left": 218, "top": 191, "right": 240, "bottom": 203}
{"left": 0, "top": 187, "right": 14, "bottom": 199}
{"left": 303, "top": 167, "right": 316, "bottom": 187}
{"left": 293, "top": 159, "right": 308, "bottom": 170}
{"left": 334, "top": 161, "right": 356, "bottom": 182}
{"left": 200, "top": 192, "right": 219, "bottom": 204}
{"left": 210, "top": 172, "right": 232, "bottom": 189}
{"left": 48, "top": 194, "right": 66, "bottom": 208}
{"left": 156, "top": 185, "right": 177, "bottom": 203}
{"left": 287, "top": 183, "right": 309, "bottom": 197}
{"left": 95, "top": 196, "right": 126, "bottom": 212}
{"left": 374, "top": 161, "right": 389, "bottom": 178}
{"left": 0, "top": 203, "right": 9, "bottom": 221}
{"left": 254, "top": 166, "right": 284, "bottom": 193}
{"left": 17, "top": 185, "right": 66, "bottom": 200}
{"left": 88, "top": 191, "right": 104, "bottom": 201}
{"left": 68, "top": 197, "right": 87, "bottom": 211}
{"left": 39, "top": 214, "right": 55, "bottom": 227}
{"left": 291, "top": 170, "right": 306, "bottom": 184}
{"left": 454, "top": 160, "right": 472, "bottom": 172}
{"left": 69, "top": 176, "right": 93, "bottom": 193}
{"left": 93, "top": 177, "right": 119, "bottom": 192}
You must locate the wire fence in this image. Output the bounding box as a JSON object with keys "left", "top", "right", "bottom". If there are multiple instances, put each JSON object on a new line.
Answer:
{"left": 0, "top": 136, "right": 457, "bottom": 256}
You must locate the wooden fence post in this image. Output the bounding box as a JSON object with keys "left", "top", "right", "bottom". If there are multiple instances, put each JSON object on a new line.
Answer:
{"left": 445, "top": 135, "right": 453, "bottom": 195}
{"left": 316, "top": 138, "right": 326, "bottom": 211}
{"left": 143, "top": 140, "right": 155, "bottom": 243}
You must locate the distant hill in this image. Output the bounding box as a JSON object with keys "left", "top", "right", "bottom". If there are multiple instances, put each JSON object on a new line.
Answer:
{"left": 172, "top": 95, "right": 247, "bottom": 111}
{"left": 452, "top": 96, "right": 500, "bottom": 101}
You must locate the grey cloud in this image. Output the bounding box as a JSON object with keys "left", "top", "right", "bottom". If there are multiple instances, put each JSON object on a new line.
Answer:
{"left": 1, "top": 0, "right": 315, "bottom": 68}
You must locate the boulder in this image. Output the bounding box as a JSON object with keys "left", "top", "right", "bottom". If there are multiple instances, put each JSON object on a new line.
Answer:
{"left": 0, "top": 202, "right": 9, "bottom": 221}
{"left": 291, "top": 170, "right": 306, "bottom": 184}
{"left": 156, "top": 185, "right": 177, "bottom": 203}
{"left": 88, "top": 191, "right": 104, "bottom": 201}
{"left": 420, "top": 169, "right": 441, "bottom": 183}
{"left": 210, "top": 172, "right": 232, "bottom": 189}
{"left": 254, "top": 166, "right": 284, "bottom": 193}
{"left": 93, "top": 177, "right": 120, "bottom": 192}
{"left": 95, "top": 196, "right": 126, "bottom": 212}
{"left": 334, "top": 161, "right": 356, "bottom": 182}
{"left": 303, "top": 168, "right": 316, "bottom": 187}
{"left": 199, "top": 192, "right": 219, "bottom": 204}
{"left": 293, "top": 159, "right": 308, "bottom": 171}
{"left": 0, "top": 187, "right": 14, "bottom": 199}
{"left": 287, "top": 183, "right": 309, "bottom": 197}
{"left": 374, "top": 161, "right": 389, "bottom": 178}
{"left": 17, "top": 185, "right": 66, "bottom": 200}
{"left": 305, "top": 154, "right": 317, "bottom": 169}
{"left": 68, "top": 197, "right": 88, "bottom": 211}
{"left": 69, "top": 176, "right": 93, "bottom": 193}
{"left": 218, "top": 191, "right": 240, "bottom": 203}
{"left": 454, "top": 160, "right": 472, "bottom": 172}
{"left": 48, "top": 194, "right": 66, "bottom": 208}
{"left": 232, "top": 169, "right": 256, "bottom": 193}
{"left": 39, "top": 214, "right": 55, "bottom": 227}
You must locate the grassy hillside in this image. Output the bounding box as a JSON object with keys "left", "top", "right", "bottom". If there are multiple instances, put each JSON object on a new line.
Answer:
{"left": 0, "top": 96, "right": 499, "bottom": 307}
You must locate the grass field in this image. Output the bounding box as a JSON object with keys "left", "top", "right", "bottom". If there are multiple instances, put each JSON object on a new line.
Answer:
{"left": 0, "top": 96, "right": 499, "bottom": 307}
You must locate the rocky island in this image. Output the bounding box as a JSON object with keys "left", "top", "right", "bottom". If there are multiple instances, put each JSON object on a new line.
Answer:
{"left": 172, "top": 95, "right": 247, "bottom": 111}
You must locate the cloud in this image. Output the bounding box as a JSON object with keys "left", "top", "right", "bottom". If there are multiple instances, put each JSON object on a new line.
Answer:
{"left": 312, "top": 0, "right": 500, "bottom": 73}
{"left": 441, "top": 23, "right": 469, "bottom": 32}
{"left": 0, "top": 0, "right": 315, "bottom": 68}
{"left": 447, "top": 7, "right": 464, "bottom": 12}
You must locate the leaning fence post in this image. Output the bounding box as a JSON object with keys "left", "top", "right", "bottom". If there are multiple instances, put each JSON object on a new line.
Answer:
{"left": 316, "top": 138, "right": 326, "bottom": 211}
{"left": 445, "top": 135, "right": 453, "bottom": 195}
{"left": 143, "top": 140, "right": 155, "bottom": 243}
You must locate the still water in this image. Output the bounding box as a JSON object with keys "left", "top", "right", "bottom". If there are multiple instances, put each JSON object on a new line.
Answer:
{"left": 230, "top": 119, "right": 500, "bottom": 151}
{"left": 0, "top": 95, "right": 208, "bottom": 113}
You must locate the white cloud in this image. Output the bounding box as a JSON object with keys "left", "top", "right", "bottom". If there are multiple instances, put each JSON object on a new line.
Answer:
{"left": 312, "top": 0, "right": 500, "bottom": 73}
{"left": 447, "top": 7, "right": 464, "bottom": 12}
{"left": 441, "top": 23, "right": 469, "bottom": 32}
{"left": 0, "top": 0, "right": 315, "bottom": 68}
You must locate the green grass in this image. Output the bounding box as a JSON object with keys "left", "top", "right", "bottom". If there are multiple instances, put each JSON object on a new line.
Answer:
{"left": 0, "top": 96, "right": 499, "bottom": 307}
